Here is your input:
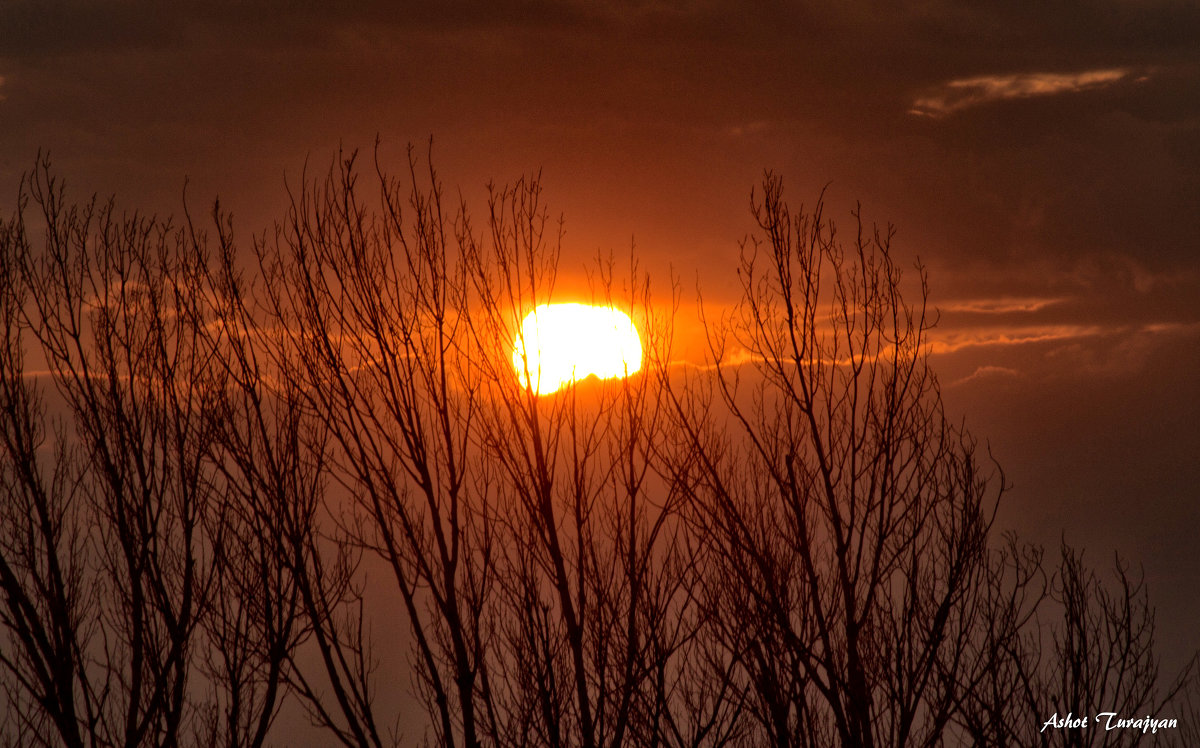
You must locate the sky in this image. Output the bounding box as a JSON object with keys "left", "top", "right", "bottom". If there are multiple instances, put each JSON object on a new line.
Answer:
{"left": 3, "top": 0, "right": 1199, "bottom": 679}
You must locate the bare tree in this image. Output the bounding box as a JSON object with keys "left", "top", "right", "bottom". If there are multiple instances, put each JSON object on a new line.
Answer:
{"left": 954, "top": 540, "right": 1195, "bottom": 748}
{"left": 0, "top": 176, "right": 94, "bottom": 748}
{"left": 0, "top": 158, "right": 326, "bottom": 748}
{"left": 664, "top": 174, "right": 1007, "bottom": 748}
{"left": 4, "top": 151, "right": 1194, "bottom": 748}
{"left": 462, "top": 176, "right": 719, "bottom": 748}
{"left": 1164, "top": 664, "right": 1200, "bottom": 748}
{"left": 190, "top": 203, "right": 341, "bottom": 748}
{"left": 944, "top": 535, "right": 1048, "bottom": 748}
{"left": 659, "top": 173, "right": 1197, "bottom": 748}
{"left": 1043, "top": 546, "right": 1188, "bottom": 745}
{"left": 0, "top": 157, "right": 228, "bottom": 747}
{"left": 244, "top": 146, "right": 498, "bottom": 747}
{"left": 245, "top": 144, "right": 729, "bottom": 748}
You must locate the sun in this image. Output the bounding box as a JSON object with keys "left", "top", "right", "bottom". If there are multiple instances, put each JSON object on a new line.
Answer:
{"left": 513, "top": 303, "right": 643, "bottom": 395}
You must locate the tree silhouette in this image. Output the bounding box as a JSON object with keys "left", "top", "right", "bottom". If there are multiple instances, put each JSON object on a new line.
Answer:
{"left": 0, "top": 149, "right": 1194, "bottom": 748}
{"left": 953, "top": 541, "right": 1195, "bottom": 748}
{"left": 0, "top": 158, "right": 357, "bottom": 748}
{"left": 660, "top": 175, "right": 1006, "bottom": 748}
{"left": 462, "top": 172, "right": 707, "bottom": 748}
{"left": 237, "top": 146, "right": 716, "bottom": 748}
{"left": 0, "top": 158, "right": 226, "bottom": 747}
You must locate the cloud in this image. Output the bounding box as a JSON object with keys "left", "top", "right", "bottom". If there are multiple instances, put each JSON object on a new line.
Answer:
{"left": 948, "top": 365, "right": 1020, "bottom": 388}
{"left": 1041, "top": 320, "right": 1200, "bottom": 377}
{"left": 1143, "top": 321, "right": 1200, "bottom": 336}
{"left": 929, "top": 324, "right": 1109, "bottom": 354}
{"left": 931, "top": 320, "right": 1200, "bottom": 371}
{"left": 940, "top": 296, "right": 1066, "bottom": 314}
{"left": 911, "top": 68, "right": 1134, "bottom": 117}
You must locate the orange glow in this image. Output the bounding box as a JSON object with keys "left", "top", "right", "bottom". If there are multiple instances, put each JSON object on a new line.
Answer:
{"left": 513, "top": 303, "right": 643, "bottom": 395}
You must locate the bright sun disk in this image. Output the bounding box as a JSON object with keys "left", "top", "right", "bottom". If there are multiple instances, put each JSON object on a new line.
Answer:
{"left": 513, "top": 303, "right": 643, "bottom": 395}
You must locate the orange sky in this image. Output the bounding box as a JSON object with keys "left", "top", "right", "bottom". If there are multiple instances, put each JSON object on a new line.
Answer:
{"left": 2, "top": 0, "right": 1198, "bottom": 672}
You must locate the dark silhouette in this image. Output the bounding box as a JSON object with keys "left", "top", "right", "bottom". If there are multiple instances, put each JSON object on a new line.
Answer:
{"left": 662, "top": 176, "right": 1004, "bottom": 747}
{"left": 0, "top": 149, "right": 1193, "bottom": 747}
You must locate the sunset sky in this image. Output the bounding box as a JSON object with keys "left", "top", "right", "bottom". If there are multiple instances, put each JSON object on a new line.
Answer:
{"left": 3, "top": 1, "right": 1198, "bottom": 666}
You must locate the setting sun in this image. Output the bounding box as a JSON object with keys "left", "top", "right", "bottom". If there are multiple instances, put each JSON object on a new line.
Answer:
{"left": 513, "top": 303, "right": 643, "bottom": 395}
